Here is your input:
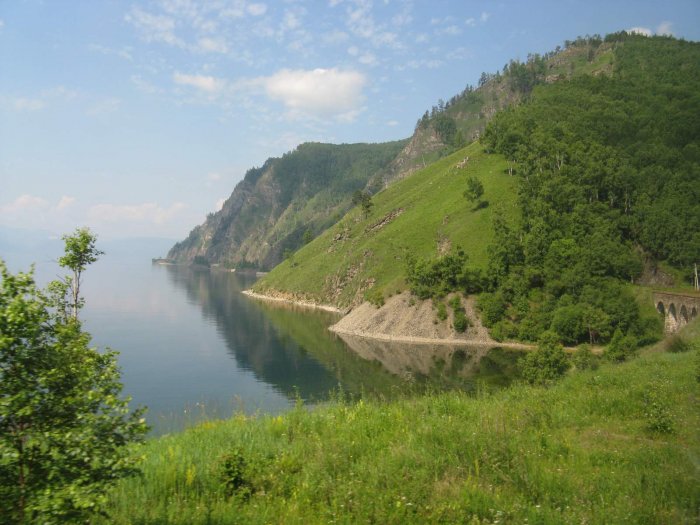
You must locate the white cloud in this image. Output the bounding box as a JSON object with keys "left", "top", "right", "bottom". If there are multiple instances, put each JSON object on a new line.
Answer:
{"left": 1, "top": 194, "right": 49, "bottom": 214}
{"left": 86, "top": 97, "right": 121, "bottom": 117}
{"left": 359, "top": 52, "right": 378, "bottom": 66}
{"left": 56, "top": 196, "right": 76, "bottom": 211}
{"left": 88, "top": 202, "right": 187, "bottom": 225}
{"left": 247, "top": 3, "right": 268, "bottom": 16}
{"left": 480, "top": 12, "right": 490, "bottom": 23}
{"left": 11, "top": 97, "right": 45, "bottom": 111}
{"left": 626, "top": 26, "right": 652, "bottom": 37}
{"left": 0, "top": 19, "right": 4, "bottom": 30}
{"left": 197, "top": 37, "right": 229, "bottom": 53}
{"left": 440, "top": 25, "right": 461, "bottom": 36}
{"left": 323, "top": 29, "right": 350, "bottom": 44}
{"left": 125, "top": 7, "right": 184, "bottom": 47}
{"left": 208, "top": 172, "right": 222, "bottom": 182}
{"left": 386, "top": 120, "right": 399, "bottom": 127}
{"left": 215, "top": 198, "right": 226, "bottom": 211}
{"left": 657, "top": 21, "right": 673, "bottom": 36}
{"left": 89, "top": 43, "right": 133, "bottom": 61}
{"left": 258, "top": 68, "right": 367, "bottom": 120}
{"left": 465, "top": 17, "right": 476, "bottom": 27}
{"left": 173, "top": 72, "right": 225, "bottom": 93}
{"left": 131, "top": 75, "right": 164, "bottom": 94}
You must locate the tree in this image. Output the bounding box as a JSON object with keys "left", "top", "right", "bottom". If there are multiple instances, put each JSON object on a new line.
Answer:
{"left": 56, "top": 227, "right": 104, "bottom": 320}
{"left": 519, "top": 331, "right": 570, "bottom": 385}
{"left": 0, "top": 233, "right": 147, "bottom": 524}
{"left": 352, "top": 190, "right": 374, "bottom": 218}
{"left": 463, "top": 176, "right": 484, "bottom": 208}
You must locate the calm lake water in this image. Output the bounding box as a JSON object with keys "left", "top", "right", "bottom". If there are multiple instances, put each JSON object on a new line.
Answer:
{"left": 2, "top": 236, "right": 522, "bottom": 434}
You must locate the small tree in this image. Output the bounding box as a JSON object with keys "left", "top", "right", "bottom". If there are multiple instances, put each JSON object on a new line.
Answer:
{"left": 463, "top": 176, "right": 484, "bottom": 208}
{"left": 0, "top": 231, "right": 147, "bottom": 524}
{"left": 352, "top": 190, "right": 374, "bottom": 218}
{"left": 519, "top": 331, "right": 570, "bottom": 385}
{"left": 57, "top": 227, "right": 104, "bottom": 320}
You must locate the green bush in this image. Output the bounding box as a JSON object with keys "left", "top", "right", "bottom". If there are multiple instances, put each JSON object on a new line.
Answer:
{"left": 477, "top": 292, "right": 507, "bottom": 327}
{"left": 666, "top": 335, "right": 691, "bottom": 353}
{"left": 519, "top": 331, "right": 570, "bottom": 385}
{"left": 606, "top": 329, "right": 638, "bottom": 362}
{"left": 643, "top": 382, "right": 674, "bottom": 434}
{"left": 365, "top": 287, "right": 385, "bottom": 308}
{"left": 436, "top": 301, "right": 448, "bottom": 321}
{"left": 572, "top": 344, "right": 599, "bottom": 371}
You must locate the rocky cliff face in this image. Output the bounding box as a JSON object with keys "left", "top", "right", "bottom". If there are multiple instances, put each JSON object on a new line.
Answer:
{"left": 167, "top": 141, "right": 407, "bottom": 269}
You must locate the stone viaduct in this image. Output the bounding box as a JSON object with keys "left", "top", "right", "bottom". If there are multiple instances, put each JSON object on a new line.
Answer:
{"left": 653, "top": 291, "right": 700, "bottom": 333}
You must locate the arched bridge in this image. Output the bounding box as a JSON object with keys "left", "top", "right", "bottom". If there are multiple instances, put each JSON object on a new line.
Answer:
{"left": 653, "top": 291, "right": 700, "bottom": 333}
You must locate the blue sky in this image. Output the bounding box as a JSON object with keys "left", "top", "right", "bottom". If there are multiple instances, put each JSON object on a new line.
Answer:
{"left": 1, "top": 0, "right": 698, "bottom": 239}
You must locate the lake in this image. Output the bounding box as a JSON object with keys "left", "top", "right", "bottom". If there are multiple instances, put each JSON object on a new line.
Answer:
{"left": 1, "top": 236, "right": 522, "bottom": 434}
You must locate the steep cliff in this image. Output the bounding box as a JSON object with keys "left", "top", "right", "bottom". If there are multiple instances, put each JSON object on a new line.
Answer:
{"left": 167, "top": 141, "right": 406, "bottom": 269}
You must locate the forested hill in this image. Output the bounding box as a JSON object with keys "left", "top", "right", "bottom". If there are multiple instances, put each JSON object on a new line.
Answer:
{"left": 257, "top": 33, "right": 699, "bottom": 350}
{"left": 477, "top": 33, "right": 700, "bottom": 344}
{"left": 167, "top": 141, "right": 406, "bottom": 270}
{"left": 168, "top": 36, "right": 616, "bottom": 269}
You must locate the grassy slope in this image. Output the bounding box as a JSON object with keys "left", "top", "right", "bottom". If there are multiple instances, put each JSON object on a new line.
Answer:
{"left": 255, "top": 142, "right": 517, "bottom": 308}
{"left": 102, "top": 324, "right": 700, "bottom": 524}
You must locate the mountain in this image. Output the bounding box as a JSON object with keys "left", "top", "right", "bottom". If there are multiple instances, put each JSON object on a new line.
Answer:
{"left": 256, "top": 33, "right": 700, "bottom": 348}
{"left": 167, "top": 141, "right": 406, "bottom": 270}
{"left": 168, "top": 35, "right": 618, "bottom": 270}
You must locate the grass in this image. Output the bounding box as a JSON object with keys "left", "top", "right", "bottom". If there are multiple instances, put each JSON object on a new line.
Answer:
{"left": 101, "top": 323, "right": 700, "bottom": 524}
{"left": 255, "top": 142, "right": 518, "bottom": 308}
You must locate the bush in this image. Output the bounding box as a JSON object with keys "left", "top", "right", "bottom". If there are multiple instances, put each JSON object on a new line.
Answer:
{"left": 219, "top": 449, "right": 255, "bottom": 498}
{"left": 606, "top": 329, "right": 638, "bottom": 362}
{"left": 477, "top": 292, "right": 507, "bottom": 327}
{"left": 365, "top": 287, "right": 385, "bottom": 308}
{"left": 519, "top": 331, "right": 570, "bottom": 385}
{"left": 666, "top": 335, "right": 691, "bottom": 353}
{"left": 643, "top": 382, "right": 674, "bottom": 434}
{"left": 572, "top": 344, "right": 599, "bottom": 371}
{"left": 448, "top": 295, "right": 471, "bottom": 333}
{"left": 436, "top": 301, "right": 448, "bottom": 321}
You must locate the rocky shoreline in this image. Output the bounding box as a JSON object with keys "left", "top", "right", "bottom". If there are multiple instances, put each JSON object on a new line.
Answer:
{"left": 243, "top": 289, "right": 533, "bottom": 350}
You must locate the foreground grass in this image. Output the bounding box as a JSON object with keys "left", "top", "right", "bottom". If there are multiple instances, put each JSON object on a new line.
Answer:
{"left": 102, "top": 327, "right": 700, "bottom": 524}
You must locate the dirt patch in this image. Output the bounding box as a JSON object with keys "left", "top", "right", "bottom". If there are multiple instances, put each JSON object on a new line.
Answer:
{"left": 365, "top": 208, "right": 404, "bottom": 234}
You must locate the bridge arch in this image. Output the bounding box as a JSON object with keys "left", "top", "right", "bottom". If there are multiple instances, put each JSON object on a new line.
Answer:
{"left": 657, "top": 302, "right": 665, "bottom": 316}
{"left": 652, "top": 291, "right": 700, "bottom": 333}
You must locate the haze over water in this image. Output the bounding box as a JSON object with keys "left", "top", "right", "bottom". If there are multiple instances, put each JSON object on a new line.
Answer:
{"left": 2, "top": 235, "right": 521, "bottom": 434}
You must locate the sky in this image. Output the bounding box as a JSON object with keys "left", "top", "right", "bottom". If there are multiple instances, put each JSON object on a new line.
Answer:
{"left": 1, "top": 0, "right": 699, "bottom": 240}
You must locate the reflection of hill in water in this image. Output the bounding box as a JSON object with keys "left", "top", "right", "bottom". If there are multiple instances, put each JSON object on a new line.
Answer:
{"left": 335, "top": 334, "right": 522, "bottom": 394}
{"left": 164, "top": 266, "right": 341, "bottom": 401}
{"left": 164, "top": 266, "right": 521, "bottom": 400}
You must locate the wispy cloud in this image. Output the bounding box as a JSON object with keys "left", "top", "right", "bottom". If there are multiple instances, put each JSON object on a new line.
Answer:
{"left": 657, "top": 21, "right": 673, "bottom": 35}
{"left": 173, "top": 72, "right": 226, "bottom": 93}
{"left": 0, "top": 194, "right": 49, "bottom": 214}
{"left": 627, "top": 26, "right": 653, "bottom": 37}
{"left": 56, "top": 196, "right": 76, "bottom": 211}
{"left": 125, "top": 7, "right": 184, "bottom": 47}
{"left": 88, "top": 202, "right": 187, "bottom": 225}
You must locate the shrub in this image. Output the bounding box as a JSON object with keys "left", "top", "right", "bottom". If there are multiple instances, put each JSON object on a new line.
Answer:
{"left": 519, "top": 331, "right": 570, "bottom": 385}
{"left": 365, "top": 287, "right": 385, "bottom": 308}
{"left": 477, "top": 292, "right": 507, "bottom": 327}
{"left": 643, "top": 382, "right": 674, "bottom": 434}
{"left": 572, "top": 344, "right": 599, "bottom": 371}
{"left": 219, "top": 449, "right": 254, "bottom": 499}
{"left": 436, "top": 301, "right": 448, "bottom": 321}
{"left": 666, "top": 335, "right": 691, "bottom": 353}
{"left": 606, "top": 329, "right": 638, "bottom": 362}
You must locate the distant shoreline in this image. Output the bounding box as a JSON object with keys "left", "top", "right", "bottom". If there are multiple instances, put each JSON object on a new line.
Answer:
{"left": 241, "top": 290, "right": 344, "bottom": 314}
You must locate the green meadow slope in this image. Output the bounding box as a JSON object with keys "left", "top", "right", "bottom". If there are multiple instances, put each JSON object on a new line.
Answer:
{"left": 100, "top": 325, "right": 700, "bottom": 524}
{"left": 254, "top": 142, "right": 517, "bottom": 309}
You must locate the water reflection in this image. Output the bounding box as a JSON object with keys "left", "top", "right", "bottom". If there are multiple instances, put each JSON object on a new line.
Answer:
{"left": 163, "top": 266, "right": 341, "bottom": 402}
{"left": 163, "top": 265, "right": 521, "bottom": 402}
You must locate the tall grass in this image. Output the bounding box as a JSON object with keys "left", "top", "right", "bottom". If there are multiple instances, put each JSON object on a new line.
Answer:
{"left": 102, "top": 328, "right": 700, "bottom": 524}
